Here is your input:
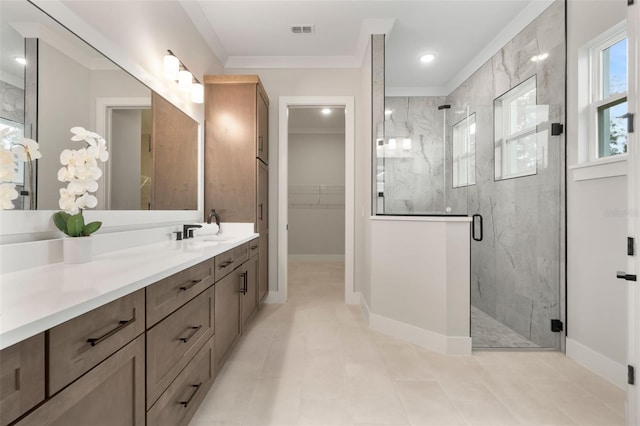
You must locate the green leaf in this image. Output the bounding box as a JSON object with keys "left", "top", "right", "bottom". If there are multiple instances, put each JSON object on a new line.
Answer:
{"left": 66, "top": 213, "right": 85, "bottom": 237}
{"left": 83, "top": 221, "right": 102, "bottom": 236}
{"left": 52, "top": 212, "right": 70, "bottom": 235}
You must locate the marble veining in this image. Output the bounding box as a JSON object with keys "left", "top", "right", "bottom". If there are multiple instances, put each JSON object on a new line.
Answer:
{"left": 0, "top": 80, "right": 24, "bottom": 124}
{"left": 381, "top": 1, "right": 565, "bottom": 348}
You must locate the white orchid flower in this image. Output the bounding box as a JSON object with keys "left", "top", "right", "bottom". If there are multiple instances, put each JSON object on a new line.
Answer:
{"left": 70, "top": 127, "right": 100, "bottom": 146}
{"left": 12, "top": 138, "right": 42, "bottom": 162}
{"left": 0, "top": 164, "right": 17, "bottom": 182}
{"left": 57, "top": 166, "right": 75, "bottom": 182}
{"left": 75, "top": 192, "right": 98, "bottom": 210}
{"left": 0, "top": 146, "right": 15, "bottom": 167}
{"left": 59, "top": 188, "right": 79, "bottom": 214}
{"left": 68, "top": 178, "right": 98, "bottom": 196}
{"left": 0, "top": 182, "right": 18, "bottom": 210}
{"left": 87, "top": 138, "right": 109, "bottom": 162}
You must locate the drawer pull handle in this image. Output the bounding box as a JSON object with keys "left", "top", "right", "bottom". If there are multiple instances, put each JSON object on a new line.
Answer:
{"left": 180, "top": 382, "right": 202, "bottom": 408}
{"left": 179, "top": 325, "right": 202, "bottom": 343}
{"left": 179, "top": 279, "right": 202, "bottom": 291}
{"left": 250, "top": 245, "right": 258, "bottom": 250}
{"left": 219, "top": 260, "right": 234, "bottom": 269}
{"left": 87, "top": 317, "right": 135, "bottom": 347}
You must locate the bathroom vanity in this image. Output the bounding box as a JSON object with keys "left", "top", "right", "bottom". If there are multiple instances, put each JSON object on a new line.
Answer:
{"left": 0, "top": 233, "right": 260, "bottom": 426}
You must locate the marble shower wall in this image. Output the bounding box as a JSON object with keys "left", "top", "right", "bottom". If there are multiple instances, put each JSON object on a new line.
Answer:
{"left": 381, "top": 96, "right": 448, "bottom": 214}
{"left": 0, "top": 80, "right": 24, "bottom": 124}
{"left": 381, "top": 1, "right": 564, "bottom": 348}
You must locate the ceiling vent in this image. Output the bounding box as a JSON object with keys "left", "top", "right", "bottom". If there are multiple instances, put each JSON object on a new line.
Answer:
{"left": 290, "top": 25, "right": 314, "bottom": 35}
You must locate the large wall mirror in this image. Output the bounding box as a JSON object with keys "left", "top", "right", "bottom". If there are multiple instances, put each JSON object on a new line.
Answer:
{"left": 1, "top": 0, "right": 197, "bottom": 212}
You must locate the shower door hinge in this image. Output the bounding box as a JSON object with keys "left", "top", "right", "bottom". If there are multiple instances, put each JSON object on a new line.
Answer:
{"left": 629, "top": 365, "right": 635, "bottom": 385}
{"left": 629, "top": 0, "right": 634, "bottom": 6}
{"left": 629, "top": 237, "right": 635, "bottom": 256}
{"left": 551, "top": 123, "right": 564, "bottom": 136}
{"left": 551, "top": 319, "right": 563, "bottom": 332}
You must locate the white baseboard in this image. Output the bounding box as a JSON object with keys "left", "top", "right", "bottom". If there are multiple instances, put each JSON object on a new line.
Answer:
{"left": 264, "top": 290, "right": 286, "bottom": 304}
{"left": 288, "top": 254, "right": 345, "bottom": 262}
{"left": 566, "top": 338, "right": 627, "bottom": 389}
{"left": 359, "top": 297, "right": 471, "bottom": 356}
{"left": 360, "top": 296, "right": 371, "bottom": 323}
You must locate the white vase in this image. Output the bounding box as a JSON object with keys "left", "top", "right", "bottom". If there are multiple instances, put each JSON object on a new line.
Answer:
{"left": 63, "top": 237, "right": 93, "bottom": 264}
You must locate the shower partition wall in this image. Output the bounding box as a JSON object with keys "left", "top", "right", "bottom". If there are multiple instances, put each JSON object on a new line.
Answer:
{"left": 376, "top": 0, "right": 565, "bottom": 349}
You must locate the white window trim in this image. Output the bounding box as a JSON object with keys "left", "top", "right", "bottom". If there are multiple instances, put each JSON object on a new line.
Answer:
{"left": 452, "top": 113, "right": 476, "bottom": 188}
{"left": 573, "top": 20, "right": 628, "bottom": 181}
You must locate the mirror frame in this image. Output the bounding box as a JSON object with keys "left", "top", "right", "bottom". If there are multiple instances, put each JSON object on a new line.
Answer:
{"left": 0, "top": 0, "right": 204, "bottom": 242}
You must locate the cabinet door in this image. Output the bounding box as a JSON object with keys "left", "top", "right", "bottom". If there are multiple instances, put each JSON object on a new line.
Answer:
{"left": 257, "top": 159, "right": 268, "bottom": 233}
{"left": 0, "top": 334, "right": 44, "bottom": 426}
{"left": 242, "top": 256, "right": 258, "bottom": 329}
{"left": 17, "top": 336, "right": 145, "bottom": 426}
{"left": 258, "top": 234, "right": 269, "bottom": 304}
{"left": 256, "top": 85, "right": 269, "bottom": 164}
{"left": 214, "top": 269, "right": 241, "bottom": 367}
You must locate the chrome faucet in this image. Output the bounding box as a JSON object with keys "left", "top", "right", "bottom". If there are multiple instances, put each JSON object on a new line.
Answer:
{"left": 183, "top": 224, "right": 202, "bottom": 239}
{"left": 207, "top": 209, "right": 221, "bottom": 234}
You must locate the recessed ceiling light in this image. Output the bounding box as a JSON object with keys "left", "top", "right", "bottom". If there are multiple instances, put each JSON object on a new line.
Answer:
{"left": 321, "top": 108, "right": 331, "bottom": 115}
{"left": 419, "top": 53, "right": 436, "bottom": 64}
{"left": 384, "top": 109, "right": 392, "bottom": 115}
{"left": 14, "top": 56, "right": 26, "bottom": 65}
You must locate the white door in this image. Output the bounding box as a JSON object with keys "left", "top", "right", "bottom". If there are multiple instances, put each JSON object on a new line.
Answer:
{"left": 627, "top": 0, "right": 639, "bottom": 424}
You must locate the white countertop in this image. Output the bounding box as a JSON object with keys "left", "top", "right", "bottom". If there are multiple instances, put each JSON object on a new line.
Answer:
{"left": 0, "top": 233, "right": 258, "bottom": 350}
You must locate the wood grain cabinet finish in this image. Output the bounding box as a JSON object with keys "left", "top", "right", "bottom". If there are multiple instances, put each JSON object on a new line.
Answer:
{"left": 0, "top": 333, "right": 44, "bottom": 426}
{"left": 146, "top": 337, "right": 215, "bottom": 426}
{"left": 17, "top": 335, "right": 145, "bottom": 426}
{"left": 146, "top": 286, "right": 214, "bottom": 408}
{"left": 146, "top": 259, "right": 214, "bottom": 327}
{"left": 214, "top": 268, "right": 242, "bottom": 368}
{"left": 48, "top": 289, "right": 145, "bottom": 395}
{"left": 256, "top": 83, "right": 269, "bottom": 164}
{"left": 258, "top": 234, "right": 268, "bottom": 303}
{"left": 248, "top": 237, "right": 259, "bottom": 258}
{"left": 241, "top": 254, "right": 259, "bottom": 330}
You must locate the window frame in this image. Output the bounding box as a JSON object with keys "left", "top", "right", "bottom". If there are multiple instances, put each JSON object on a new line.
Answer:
{"left": 494, "top": 75, "right": 538, "bottom": 181}
{"left": 452, "top": 113, "right": 476, "bottom": 188}
{"left": 588, "top": 26, "right": 628, "bottom": 161}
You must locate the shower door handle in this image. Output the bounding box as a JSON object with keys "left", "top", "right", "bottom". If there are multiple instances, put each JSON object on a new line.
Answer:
{"left": 472, "top": 214, "right": 483, "bottom": 242}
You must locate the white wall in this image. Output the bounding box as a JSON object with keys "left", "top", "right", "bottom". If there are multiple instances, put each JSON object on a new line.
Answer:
{"left": 225, "top": 67, "right": 366, "bottom": 295}
{"left": 38, "top": 40, "right": 91, "bottom": 210}
{"left": 567, "top": 0, "right": 628, "bottom": 387}
{"left": 288, "top": 132, "right": 345, "bottom": 257}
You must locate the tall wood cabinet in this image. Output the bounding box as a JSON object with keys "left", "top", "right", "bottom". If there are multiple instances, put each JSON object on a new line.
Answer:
{"left": 204, "top": 75, "right": 269, "bottom": 304}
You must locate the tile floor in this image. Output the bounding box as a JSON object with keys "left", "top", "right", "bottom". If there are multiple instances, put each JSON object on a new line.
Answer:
{"left": 471, "top": 306, "right": 539, "bottom": 349}
{"left": 190, "top": 261, "right": 626, "bottom": 426}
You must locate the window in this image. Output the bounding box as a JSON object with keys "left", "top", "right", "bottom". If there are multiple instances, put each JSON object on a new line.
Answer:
{"left": 591, "top": 29, "right": 627, "bottom": 158}
{"left": 452, "top": 113, "right": 476, "bottom": 188}
{"left": 494, "top": 75, "right": 538, "bottom": 180}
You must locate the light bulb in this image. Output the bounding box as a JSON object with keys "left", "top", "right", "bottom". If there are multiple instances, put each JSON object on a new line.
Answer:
{"left": 163, "top": 54, "right": 179, "bottom": 80}
{"left": 322, "top": 108, "right": 331, "bottom": 115}
{"left": 178, "top": 70, "right": 192, "bottom": 92}
{"left": 419, "top": 53, "right": 436, "bottom": 63}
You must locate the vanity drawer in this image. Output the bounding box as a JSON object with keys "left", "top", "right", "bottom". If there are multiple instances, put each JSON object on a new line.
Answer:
{"left": 248, "top": 237, "right": 259, "bottom": 258}
{"left": 48, "top": 289, "right": 145, "bottom": 395}
{"left": 146, "top": 258, "right": 215, "bottom": 327}
{"left": 146, "top": 286, "right": 214, "bottom": 408}
{"left": 214, "top": 250, "right": 235, "bottom": 281}
{"left": 147, "top": 336, "right": 214, "bottom": 426}
{"left": 233, "top": 242, "right": 249, "bottom": 265}
{"left": 0, "top": 333, "right": 45, "bottom": 426}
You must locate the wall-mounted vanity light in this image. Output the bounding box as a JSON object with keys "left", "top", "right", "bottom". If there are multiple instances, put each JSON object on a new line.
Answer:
{"left": 163, "top": 50, "right": 204, "bottom": 104}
